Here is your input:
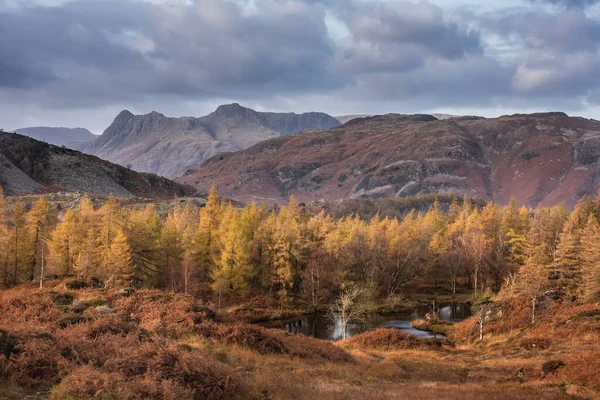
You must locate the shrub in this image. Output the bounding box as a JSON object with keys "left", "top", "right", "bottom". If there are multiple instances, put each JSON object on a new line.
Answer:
{"left": 520, "top": 336, "right": 551, "bottom": 351}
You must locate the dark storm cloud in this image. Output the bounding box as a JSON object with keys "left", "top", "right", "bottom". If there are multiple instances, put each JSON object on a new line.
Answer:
{"left": 0, "top": 0, "right": 343, "bottom": 107}
{"left": 1, "top": 0, "right": 600, "bottom": 126}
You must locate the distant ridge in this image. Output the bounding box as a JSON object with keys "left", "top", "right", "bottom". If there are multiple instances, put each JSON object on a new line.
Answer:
{"left": 85, "top": 104, "right": 341, "bottom": 178}
{"left": 15, "top": 127, "right": 97, "bottom": 151}
{"left": 179, "top": 112, "right": 600, "bottom": 209}
{"left": 0, "top": 131, "right": 194, "bottom": 198}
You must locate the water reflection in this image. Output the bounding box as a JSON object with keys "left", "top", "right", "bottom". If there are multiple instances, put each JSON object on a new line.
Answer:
{"left": 263, "top": 304, "right": 471, "bottom": 341}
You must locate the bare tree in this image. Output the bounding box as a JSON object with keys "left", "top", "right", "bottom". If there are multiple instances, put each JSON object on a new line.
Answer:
{"left": 328, "top": 286, "right": 372, "bottom": 340}
{"left": 518, "top": 261, "right": 547, "bottom": 324}
{"left": 476, "top": 302, "right": 493, "bottom": 341}
{"left": 462, "top": 228, "right": 490, "bottom": 296}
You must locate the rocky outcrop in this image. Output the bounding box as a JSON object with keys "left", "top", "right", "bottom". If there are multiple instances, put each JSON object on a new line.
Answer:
{"left": 0, "top": 131, "right": 195, "bottom": 198}
{"left": 179, "top": 112, "right": 600, "bottom": 209}
{"left": 84, "top": 104, "right": 340, "bottom": 178}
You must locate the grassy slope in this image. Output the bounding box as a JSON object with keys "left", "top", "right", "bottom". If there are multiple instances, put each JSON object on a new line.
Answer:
{"left": 0, "top": 281, "right": 597, "bottom": 399}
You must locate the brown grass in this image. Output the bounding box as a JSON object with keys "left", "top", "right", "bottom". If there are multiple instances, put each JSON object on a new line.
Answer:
{"left": 196, "top": 322, "right": 352, "bottom": 362}
{"left": 344, "top": 328, "right": 448, "bottom": 350}
{"left": 0, "top": 284, "right": 598, "bottom": 399}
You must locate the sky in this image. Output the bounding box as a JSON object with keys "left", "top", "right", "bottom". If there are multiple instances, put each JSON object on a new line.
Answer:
{"left": 1, "top": 0, "right": 600, "bottom": 134}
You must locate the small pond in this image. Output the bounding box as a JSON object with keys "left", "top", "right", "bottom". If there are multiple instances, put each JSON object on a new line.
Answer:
{"left": 262, "top": 303, "right": 471, "bottom": 341}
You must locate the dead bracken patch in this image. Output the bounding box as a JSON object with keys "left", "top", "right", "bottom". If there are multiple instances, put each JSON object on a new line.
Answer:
{"left": 196, "top": 322, "right": 353, "bottom": 362}
{"left": 520, "top": 336, "right": 552, "bottom": 351}
{"left": 345, "top": 328, "right": 448, "bottom": 350}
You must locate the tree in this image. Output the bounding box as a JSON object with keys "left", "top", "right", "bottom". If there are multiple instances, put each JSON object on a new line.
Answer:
{"left": 158, "top": 213, "right": 183, "bottom": 292}
{"left": 551, "top": 221, "right": 582, "bottom": 288}
{"left": 328, "top": 285, "right": 372, "bottom": 340}
{"left": 26, "top": 198, "right": 52, "bottom": 282}
{"left": 74, "top": 229, "right": 98, "bottom": 281}
{"left": 48, "top": 209, "right": 79, "bottom": 277}
{"left": 127, "top": 205, "right": 161, "bottom": 287}
{"left": 192, "top": 187, "right": 222, "bottom": 280}
{"left": 461, "top": 226, "right": 490, "bottom": 296}
{"left": 581, "top": 215, "right": 600, "bottom": 301}
{"left": 103, "top": 229, "right": 133, "bottom": 287}
{"left": 211, "top": 205, "right": 253, "bottom": 299}
{"left": 0, "top": 187, "right": 9, "bottom": 288}
{"left": 8, "top": 201, "right": 27, "bottom": 286}
{"left": 518, "top": 245, "right": 550, "bottom": 324}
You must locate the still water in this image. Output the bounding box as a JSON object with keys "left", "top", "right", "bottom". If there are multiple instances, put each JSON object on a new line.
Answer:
{"left": 263, "top": 303, "right": 471, "bottom": 341}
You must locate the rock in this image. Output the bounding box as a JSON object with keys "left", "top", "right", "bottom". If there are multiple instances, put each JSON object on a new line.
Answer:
{"left": 65, "top": 280, "right": 88, "bottom": 290}
{"left": 116, "top": 288, "right": 135, "bottom": 297}
{"left": 95, "top": 306, "right": 114, "bottom": 315}
{"left": 541, "top": 360, "right": 565, "bottom": 377}
{"left": 69, "top": 301, "right": 89, "bottom": 314}
{"left": 515, "top": 368, "right": 525, "bottom": 382}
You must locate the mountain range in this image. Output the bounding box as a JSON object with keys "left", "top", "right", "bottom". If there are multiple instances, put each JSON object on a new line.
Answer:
{"left": 14, "top": 127, "right": 97, "bottom": 151}
{"left": 0, "top": 131, "right": 194, "bottom": 198}
{"left": 178, "top": 112, "right": 600, "bottom": 209}
{"left": 82, "top": 104, "right": 340, "bottom": 178}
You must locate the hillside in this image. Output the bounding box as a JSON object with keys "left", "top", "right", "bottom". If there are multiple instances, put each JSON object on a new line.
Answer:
{"left": 0, "top": 131, "right": 195, "bottom": 198}
{"left": 180, "top": 112, "right": 600, "bottom": 208}
{"left": 85, "top": 104, "right": 340, "bottom": 178}
{"left": 14, "top": 127, "right": 97, "bottom": 151}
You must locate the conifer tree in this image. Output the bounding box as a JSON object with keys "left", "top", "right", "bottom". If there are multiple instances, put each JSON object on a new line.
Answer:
{"left": 581, "top": 215, "right": 600, "bottom": 301}
{"left": 48, "top": 209, "right": 78, "bottom": 276}
{"left": 25, "top": 198, "right": 52, "bottom": 282}
{"left": 127, "top": 205, "right": 161, "bottom": 287}
{"left": 104, "top": 229, "right": 133, "bottom": 287}
{"left": 551, "top": 221, "right": 583, "bottom": 287}
{"left": 0, "top": 187, "right": 9, "bottom": 287}
{"left": 159, "top": 213, "right": 183, "bottom": 292}
{"left": 193, "top": 187, "right": 222, "bottom": 280}
{"left": 74, "top": 229, "right": 99, "bottom": 280}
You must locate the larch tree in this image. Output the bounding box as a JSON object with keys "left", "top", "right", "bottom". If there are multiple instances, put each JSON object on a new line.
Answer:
{"left": 25, "top": 197, "right": 52, "bottom": 282}
{"left": 74, "top": 229, "right": 99, "bottom": 281}
{"left": 9, "top": 201, "right": 27, "bottom": 286}
{"left": 193, "top": 187, "right": 222, "bottom": 281}
{"left": 581, "top": 215, "right": 600, "bottom": 301}
{"left": 0, "top": 187, "right": 9, "bottom": 287}
{"left": 127, "top": 205, "right": 161, "bottom": 287}
{"left": 104, "top": 229, "right": 133, "bottom": 287}
{"left": 551, "top": 221, "right": 583, "bottom": 289}
{"left": 518, "top": 244, "right": 551, "bottom": 324}
{"left": 159, "top": 213, "right": 183, "bottom": 292}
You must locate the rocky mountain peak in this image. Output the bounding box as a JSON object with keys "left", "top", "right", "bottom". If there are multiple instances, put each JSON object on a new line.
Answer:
{"left": 114, "top": 110, "right": 135, "bottom": 123}
{"left": 213, "top": 103, "right": 255, "bottom": 119}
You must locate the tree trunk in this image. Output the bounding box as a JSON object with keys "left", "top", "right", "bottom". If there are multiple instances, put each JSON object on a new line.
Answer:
{"left": 531, "top": 296, "right": 536, "bottom": 324}
{"left": 39, "top": 246, "right": 44, "bottom": 289}
{"left": 479, "top": 319, "right": 483, "bottom": 341}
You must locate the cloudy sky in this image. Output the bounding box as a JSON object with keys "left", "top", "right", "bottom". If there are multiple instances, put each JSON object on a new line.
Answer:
{"left": 1, "top": 0, "right": 600, "bottom": 133}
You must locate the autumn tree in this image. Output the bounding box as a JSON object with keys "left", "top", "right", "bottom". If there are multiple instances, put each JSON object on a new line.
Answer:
{"left": 581, "top": 215, "right": 600, "bottom": 301}
{"left": 193, "top": 187, "right": 222, "bottom": 281}
{"left": 25, "top": 198, "right": 52, "bottom": 282}
{"left": 0, "top": 187, "right": 9, "bottom": 287}
{"left": 103, "top": 229, "right": 133, "bottom": 287}
{"left": 519, "top": 244, "right": 551, "bottom": 324}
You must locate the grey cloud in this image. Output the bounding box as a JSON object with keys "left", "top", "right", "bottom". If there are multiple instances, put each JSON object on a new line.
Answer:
{"left": 338, "top": 1, "right": 482, "bottom": 60}
{"left": 485, "top": 9, "right": 600, "bottom": 54}
{"left": 0, "top": 0, "right": 344, "bottom": 108}
{"left": 1, "top": 0, "right": 600, "bottom": 129}
{"left": 530, "top": 0, "right": 600, "bottom": 8}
